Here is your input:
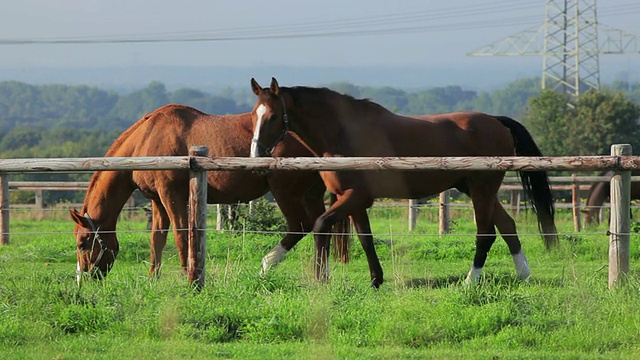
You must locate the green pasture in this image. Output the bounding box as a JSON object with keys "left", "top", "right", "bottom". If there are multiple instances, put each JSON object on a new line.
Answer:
{"left": 1, "top": 203, "right": 640, "bottom": 359}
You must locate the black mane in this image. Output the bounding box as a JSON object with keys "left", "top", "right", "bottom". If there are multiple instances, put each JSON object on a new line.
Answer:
{"left": 284, "top": 86, "right": 391, "bottom": 114}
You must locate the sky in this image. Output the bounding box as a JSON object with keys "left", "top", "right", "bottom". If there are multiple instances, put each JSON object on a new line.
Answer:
{"left": 0, "top": 0, "right": 639, "bottom": 88}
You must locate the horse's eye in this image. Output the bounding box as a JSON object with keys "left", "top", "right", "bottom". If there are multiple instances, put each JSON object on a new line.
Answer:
{"left": 269, "top": 114, "right": 278, "bottom": 122}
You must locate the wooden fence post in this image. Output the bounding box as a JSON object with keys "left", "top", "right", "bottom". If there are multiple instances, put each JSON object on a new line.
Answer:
{"left": 0, "top": 176, "right": 8, "bottom": 245}
{"left": 572, "top": 173, "right": 582, "bottom": 232}
{"left": 126, "top": 195, "right": 135, "bottom": 220}
{"left": 510, "top": 190, "right": 521, "bottom": 216}
{"left": 188, "top": 146, "right": 208, "bottom": 290}
{"left": 216, "top": 204, "right": 223, "bottom": 231}
{"left": 609, "top": 144, "right": 631, "bottom": 288}
{"left": 408, "top": 199, "right": 418, "bottom": 231}
{"left": 439, "top": 190, "right": 450, "bottom": 235}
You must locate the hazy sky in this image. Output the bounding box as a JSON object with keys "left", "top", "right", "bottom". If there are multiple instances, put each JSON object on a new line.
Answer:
{"left": 0, "top": 0, "right": 639, "bottom": 86}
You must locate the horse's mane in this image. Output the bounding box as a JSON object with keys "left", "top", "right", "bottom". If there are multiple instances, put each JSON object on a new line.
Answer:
{"left": 82, "top": 110, "right": 156, "bottom": 207}
{"left": 286, "top": 86, "right": 391, "bottom": 115}
{"left": 104, "top": 111, "right": 153, "bottom": 156}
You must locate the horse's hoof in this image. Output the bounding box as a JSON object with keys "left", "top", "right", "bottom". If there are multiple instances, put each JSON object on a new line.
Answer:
{"left": 371, "top": 278, "right": 383, "bottom": 289}
{"left": 519, "top": 272, "right": 531, "bottom": 281}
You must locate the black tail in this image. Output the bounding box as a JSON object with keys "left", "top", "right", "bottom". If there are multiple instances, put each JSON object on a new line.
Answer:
{"left": 495, "top": 116, "right": 558, "bottom": 249}
{"left": 330, "top": 193, "right": 352, "bottom": 263}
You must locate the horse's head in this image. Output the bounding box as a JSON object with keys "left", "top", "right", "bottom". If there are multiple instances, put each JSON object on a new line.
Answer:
{"left": 69, "top": 209, "right": 119, "bottom": 283}
{"left": 249, "top": 77, "right": 289, "bottom": 157}
{"left": 581, "top": 209, "right": 599, "bottom": 227}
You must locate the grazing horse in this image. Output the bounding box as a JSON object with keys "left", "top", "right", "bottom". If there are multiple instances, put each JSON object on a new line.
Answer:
{"left": 581, "top": 170, "right": 640, "bottom": 226}
{"left": 249, "top": 77, "right": 558, "bottom": 288}
{"left": 70, "top": 104, "right": 347, "bottom": 281}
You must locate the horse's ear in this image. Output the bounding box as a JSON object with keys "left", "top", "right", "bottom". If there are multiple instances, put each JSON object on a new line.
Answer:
{"left": 250, "top": 78, "right": 261, "bottom": 96}
{"left": 69, "top": 208, "right": 83, "bottom": 224}
{"left": 270, "top": 77, "right": 280, "bottom": 96}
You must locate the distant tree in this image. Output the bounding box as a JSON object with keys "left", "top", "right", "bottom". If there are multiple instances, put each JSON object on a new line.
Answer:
{"left": 326, "top": 82, "right": 362, "bottom": 98}
{"left": 523, "top": 89, "right": 640, "bottom": 156}
{"left": 569, "top": 90, "right": 640, "bottom": 155}
{"left": 169, "top": 88, "right": 209, "bottom": 104}
{"left": 0, "top": 127, "right": 43, "bottom": 152}
{"left": 489, "top": 78, "right": 541, "bottom": 118}
{"left": 606, "top": 80, "right": 640, "bottom": 105}
{"left": 405, "top": 86, "right": 476, "bottom": 115}
{"left": 522, "top": 89, "right": 572, "bottom": 155}
{"left": 111, "top": 81, "right": 169, "bottom": 122}
{"left": 360, "top": 86, "right": 408, "bottom": 113}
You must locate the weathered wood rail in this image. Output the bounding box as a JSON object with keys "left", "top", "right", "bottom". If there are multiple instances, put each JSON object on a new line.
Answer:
{"left": 0, "top": 147, "right": 635, "bottom": 288}
{"left": 0, "top": 155, "right": 639, "bottom": 173}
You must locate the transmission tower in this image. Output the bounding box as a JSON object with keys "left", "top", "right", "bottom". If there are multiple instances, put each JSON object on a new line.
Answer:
{"left": 469, "top": 0, "right": 640, "bottom": 104}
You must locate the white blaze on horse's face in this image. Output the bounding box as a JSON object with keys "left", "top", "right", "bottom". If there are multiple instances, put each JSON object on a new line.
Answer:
{"left": 250, "top": 104, "right": 267, "bottom": 158}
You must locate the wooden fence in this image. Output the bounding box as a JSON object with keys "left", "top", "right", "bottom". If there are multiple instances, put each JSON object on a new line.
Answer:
{"left": 0, "top": 144, "right": 635, "bottom": 288}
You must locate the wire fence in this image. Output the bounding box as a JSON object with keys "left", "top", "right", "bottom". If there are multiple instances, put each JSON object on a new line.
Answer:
{"left": 5, "top": 200, "right": 621, "bottom": 239}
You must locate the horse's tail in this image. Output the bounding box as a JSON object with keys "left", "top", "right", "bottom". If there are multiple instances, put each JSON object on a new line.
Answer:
{"left": 495, "top": 116, "right": 558, "bottom": 250}
{"left": 330, "top": 193, "right": 352, "bottom": 263}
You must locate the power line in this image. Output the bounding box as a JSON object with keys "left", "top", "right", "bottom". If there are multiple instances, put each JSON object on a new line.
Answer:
{"left": 0, "top": 1, "right": 548, "bottom": 45}
{"left": 0, "top": 1, "right": 637, "bottom": 46}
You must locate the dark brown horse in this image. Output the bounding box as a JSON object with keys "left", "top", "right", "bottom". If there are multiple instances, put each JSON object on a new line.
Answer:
{"left": 581, "top": 170, "right": 640, "bottom": 226}
{"left": 249, "top": 78, "right": 558, "bottom": 288}
{"left": 70, "top": 104, "right": 347, "bottom": 281}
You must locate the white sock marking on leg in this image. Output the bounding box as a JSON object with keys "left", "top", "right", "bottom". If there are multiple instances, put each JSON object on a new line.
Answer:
{"left": 513, "top": 249, "right": 531, "bottom": 280}
{"left": 465, "top": 266, "right": 482, "bottom": 284}
{"left": 260, "top": 243, "right": 288, "bottom": 276}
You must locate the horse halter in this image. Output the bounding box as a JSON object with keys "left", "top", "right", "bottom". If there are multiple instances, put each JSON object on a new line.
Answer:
{"left": 82, "top": 212, "right": 118, "bottom": 269}
{"left": 253, "top": 97, "right": 290, "bottom": 157}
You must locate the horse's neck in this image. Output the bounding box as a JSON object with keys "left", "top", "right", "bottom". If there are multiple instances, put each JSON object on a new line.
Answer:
{"left": 293, "top": 106, "right": 376, "bottom": 156}
{"left": 83, "top": 171, "right": 135, "bottom": 228}
{"left": 587, "top": 182, "right": 609, "bottom": 210}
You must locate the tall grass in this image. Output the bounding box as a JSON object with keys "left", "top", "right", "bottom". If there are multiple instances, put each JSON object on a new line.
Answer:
{"left": 1, "top": 204, "right": 640, "bottom": 359}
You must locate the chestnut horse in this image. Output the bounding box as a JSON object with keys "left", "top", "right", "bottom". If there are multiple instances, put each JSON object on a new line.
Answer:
{"left": 70, "top": 104, "right": 347, "bottom": 281}
{"left": 249, "top": 77, "right": 558, "bottom": 288}
{"left": 581, "top": 170, "right": 640, "bottom": 226}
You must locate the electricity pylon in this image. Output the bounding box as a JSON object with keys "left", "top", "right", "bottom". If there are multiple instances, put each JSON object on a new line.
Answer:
{"left": 469, "top": 0, "right": 639, "bottom": 104}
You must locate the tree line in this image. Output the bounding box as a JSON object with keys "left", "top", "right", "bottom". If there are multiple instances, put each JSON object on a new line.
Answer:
{"left": 1, "top": 78, "right": 639, "bottom": 204}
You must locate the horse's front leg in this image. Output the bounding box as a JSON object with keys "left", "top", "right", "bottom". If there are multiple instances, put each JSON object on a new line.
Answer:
{"left": 157, "top": 191, "right": 190, "bottom": 275}
{"left": 466, "top": 190, "right": 499, "bottom": 284}
{"left": 260, "top": 177, "right": 326, "bottom": 276}
{"left": 149, "top": 200, "right": 171, "bottom": 277}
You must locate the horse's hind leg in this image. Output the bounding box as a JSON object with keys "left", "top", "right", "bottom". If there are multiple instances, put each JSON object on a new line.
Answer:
{"left": 492, "top": 202, "right": 530, "bottom": 280}
{"left": 314, "top": 190, "right": 383, "bottom": 288}
{"left": 149, "top": 200, "right": 171, "bottom": 277}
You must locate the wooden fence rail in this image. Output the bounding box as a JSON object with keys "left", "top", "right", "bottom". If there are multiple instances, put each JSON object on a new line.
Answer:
{"left": 0, "top": 155, "right": 640, "bottom": 172}
{"left": 0, "top": 146, "right": 635, "bottom": 287}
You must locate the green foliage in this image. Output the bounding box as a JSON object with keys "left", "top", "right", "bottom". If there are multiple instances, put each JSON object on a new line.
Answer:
{"left": 523, "top": 89, "right": 572, "bottom": 156}
{"left": 571, "top": 90, "right": 640, "bottom": 155}
{"left": 54, "top": 304, "right": 116, "bottom": 334}
{"left": 524, "top": 89, "right": 640, "bottom": 156}
{"left": 224, "top": 198, "right": 287, "bottom": 233}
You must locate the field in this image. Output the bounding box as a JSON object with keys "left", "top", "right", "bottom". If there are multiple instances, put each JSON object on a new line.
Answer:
{"left": 2, "top": 202, "right": 640, "bottom": 360}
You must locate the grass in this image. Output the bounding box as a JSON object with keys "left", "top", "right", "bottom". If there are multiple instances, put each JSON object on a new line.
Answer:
{"left": 1, "top": 204, "right": 640, "bottom": 359}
